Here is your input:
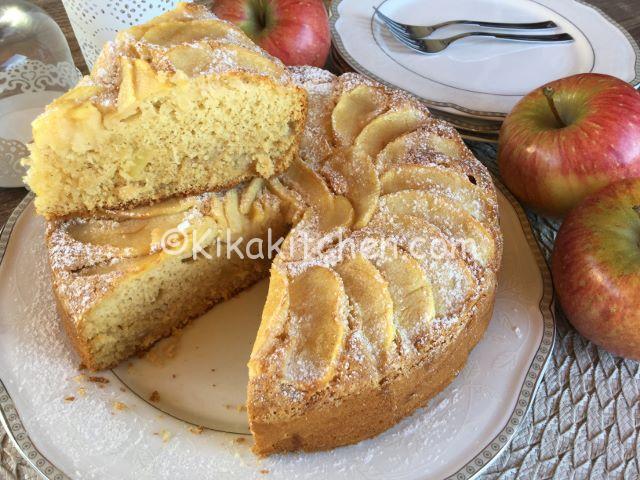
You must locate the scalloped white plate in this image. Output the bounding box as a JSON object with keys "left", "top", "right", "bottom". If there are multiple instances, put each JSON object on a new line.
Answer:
{"left": 0, "top": 181, "right": 554, "bottom": 480}
{"left": 330, "top": 0, "right": 640, "bottom": 120}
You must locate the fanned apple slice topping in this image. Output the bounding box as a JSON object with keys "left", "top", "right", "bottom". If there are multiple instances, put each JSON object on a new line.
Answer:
{"left": 140, "top": 19, "right": 253, "bottom": 47}
{"left": 165, "top": 42, "right": 284, "bottom": 77}
{"left": 334, "top": 254, "right": 395, "bottom": 357}
{"left": 284, "top": 266, "right": 347, "bottom": 391}
{"left": 331, "top": 85, "right": 389, "bottom": 147}
{"left": 322, "top": 148, "right": 380, "bottom": 229}
{"left": 249, "top": 266, "right": 290, "bottom": 377}
{"left": 352, "top": 108, "right": 427, "bottom": 162}
{"left": 68, "top": 211, "right": 190, "bottom": 256}
{"left": 379, "top": 190, "right": 496, "bottom": 269}
{"left": 239, "top": 178, "right": 265, "bottom": 215}
{"left": 419, "top": 120, "right": 472, "bottom": 160}
{"left": 373, "top": 248, "right": 435, "bottom": 340}
{"left": 380, "top": 165, "right": 491, "bottom": 222}
{"left": 375, "top": 126, "right": 467, "bottom": 174}
{"left": 280, "top": 158, "right": 354, "bottom": 232}
{"left": 367, "top": 213, "right": 476, "bottom": 316}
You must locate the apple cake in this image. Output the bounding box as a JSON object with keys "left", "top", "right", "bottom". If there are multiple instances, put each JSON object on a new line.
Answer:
{"left": 24, "top": 2, "right": 307, "bottom": 219}
{"left": 45, "top": 66, "right": 502, "bottom": 455}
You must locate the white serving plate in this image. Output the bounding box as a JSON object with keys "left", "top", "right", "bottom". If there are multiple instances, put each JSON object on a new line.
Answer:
{"left": 331, "top": 0, "right": 640, "bottom": 119}
{"left": 0, "top": 181, "right": 554, "bottom": 480}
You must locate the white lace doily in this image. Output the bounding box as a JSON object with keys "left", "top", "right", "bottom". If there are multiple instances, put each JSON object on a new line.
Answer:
{"left": 0, "top": 59, "right": 80, "bottom": 187}
{"left": 61, "top": 0, "right": 182, "bottom": 69}
{"left": 0, "top": 59, "right": 79, "bottom": 96}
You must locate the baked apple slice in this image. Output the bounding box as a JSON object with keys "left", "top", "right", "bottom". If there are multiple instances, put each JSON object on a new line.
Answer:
{"left": 284, "top": 266, "right": 348, "bottom": 391}
{"left": 322, "top": 148, "right": 380, "bottom": 229}
{"left": 103, "top": 196, "right": 197, "bottom": 220}
{"left": 367, "top": 213, "right": 476, "bottom": 315}
{"left": 165, "top": 41, "right": 284, "bottom": 77}
{"left": 380, "top": 165, "right": 491, "bottom": 222}
{"left": 331, "top": 85, "right": 389, "bottom": 147}
{"left": 379, "top": 190, "right": 496, "bottom": 268}
{"left": 249, "top": 266, "right": 289, "bottom": 376}
{"left": 375, "top": 126, "right": 467, "bottom": 174}
{"left": 373, "top": 248, "right": 435, "bottom": 340}
{"left": 335, "top": 254, "right": 395, "bottom": 356}
{"left": 352, "top": 107, "right": 427, "bottom": 162}
{"left": 239, "top": 178, "right": 265, "bottom": 215}
{"left": 281, "top": 158, "right": 354, "bottom": 232}
{"left": 139, "top": 19, "right": 253, "bottom": 47}
{"left": 68, "top": 210, "right": 192, "bottom": 256}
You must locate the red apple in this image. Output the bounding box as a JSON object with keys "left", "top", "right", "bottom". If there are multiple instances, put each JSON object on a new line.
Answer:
{"left": 498, "top": 73, "right": 640, "bottom": 217}
{"left": 551, "top": 177, "right": 640, "bottom": 359}
{"left": 211, "top": 0, "right": 331, "bottom": 67}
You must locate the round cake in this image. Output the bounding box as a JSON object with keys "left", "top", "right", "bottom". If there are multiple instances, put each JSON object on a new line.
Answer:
{"left": 39, "top": 3, "right": 502, "bottom": 458}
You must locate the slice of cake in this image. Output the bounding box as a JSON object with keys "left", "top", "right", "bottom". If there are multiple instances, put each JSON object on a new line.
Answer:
{"left": 47, "top": 179, "right": 292, "bottom": 370}
{"left": 24, "top": 3, "right": 306, "bottom": 219}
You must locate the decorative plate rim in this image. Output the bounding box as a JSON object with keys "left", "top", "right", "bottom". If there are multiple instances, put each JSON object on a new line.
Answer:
{"left": 0, "top": 182, "right": 556, "bottom": 480}
{"left": 329, "top": 0, "right": 640, "bottom": 120}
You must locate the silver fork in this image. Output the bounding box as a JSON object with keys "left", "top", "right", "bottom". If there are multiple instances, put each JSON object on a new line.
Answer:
{"left": 374, "top": 12, "right": 573, "bottom": 53}
{"left": 389, "top": 29, "right": 573, "bottom": 53}
{"left": 373, "top": 7, "right": 558, "bottom": 38}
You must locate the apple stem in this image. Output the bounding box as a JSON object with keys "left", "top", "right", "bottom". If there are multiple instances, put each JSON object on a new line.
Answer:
{"left": 542, "top": 87, "right": 566, "bottom": 128}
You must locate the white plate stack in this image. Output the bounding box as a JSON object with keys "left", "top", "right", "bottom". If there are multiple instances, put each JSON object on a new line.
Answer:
{"left": 329, "top": 0, "right": 640, "bottom": 142}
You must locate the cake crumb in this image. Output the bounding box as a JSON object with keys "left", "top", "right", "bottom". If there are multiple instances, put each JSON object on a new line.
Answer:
{"left": 234, "top": 437, "right": 246, "bottom": 444}
{"left": 146, "top": 333, "right": 181, "bottom": 366}
{"left": 119, "top": 387, "right": 126, "bottom": 393}
{"left": 72, "top": 374, "right": 86, "bottom": 383}
{"left": 88, "top": 376, "right": 109, "bottom": 384}
{"left": 77, "top": 387, "right": 87, "bottom": 397}
{"left": 113, "top": 401, "right": 127, "bottom": 411}
{"left": 64, "top": 396, "right": 75, "bottom": 402}
{"left": 237, "top": 404, "right": 247, "bottom": 412}
{"left": 149, "top": 390, "right": 160, "bottom": 402}
{"left": 158, "top": 429, "right": 171, "bottom": 443}
{"left": 189, "top": 425, "right": 204, "bottom": 435}
{"left": 78, "top": 363, "right": 86, "bottom": 371}
{"left": 260, "top": 469, "right": 270, "bottom": 475}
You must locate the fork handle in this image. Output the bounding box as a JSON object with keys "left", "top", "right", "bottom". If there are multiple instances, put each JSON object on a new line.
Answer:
{"left": 454, "top": 32, "right": 574, "bottom": 42}
{"left": 438, "top": 20, "right": 557, "bottom": 30}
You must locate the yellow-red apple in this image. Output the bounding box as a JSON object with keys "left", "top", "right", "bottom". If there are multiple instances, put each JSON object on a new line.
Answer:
{"left": 499, "top": 74, "right": 640, "bottom": 217}
{"left": 552, "top": 177, "right": 640, "bottom": 359}
{"left": 211, "top": 0, "right": 330, "bottom": 67}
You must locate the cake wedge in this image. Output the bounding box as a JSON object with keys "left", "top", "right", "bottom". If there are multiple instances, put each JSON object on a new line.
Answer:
{"left": 24, "top": 3, "right": 306, "bottom": 219}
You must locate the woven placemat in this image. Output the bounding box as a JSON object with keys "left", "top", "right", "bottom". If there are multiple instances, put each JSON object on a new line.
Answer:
{"left": 468, "top": 142, "right": 640, "bottom": 480}
{"left": 1, "top": 143, "right": 639, "bottom": 480}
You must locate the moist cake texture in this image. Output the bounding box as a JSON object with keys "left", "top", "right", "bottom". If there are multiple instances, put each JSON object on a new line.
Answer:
{"left": 24, "top": 3, "right": 306, "bottom": 218}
